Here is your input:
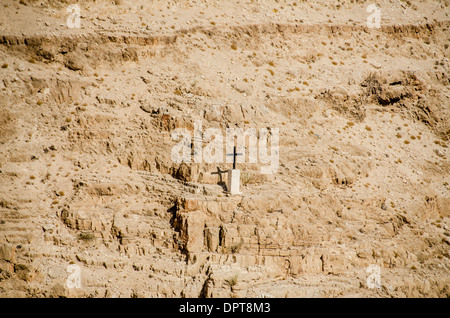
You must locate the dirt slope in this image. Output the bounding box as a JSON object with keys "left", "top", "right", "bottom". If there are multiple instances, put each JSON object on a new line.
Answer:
{"left": 0, "top": 0, "right": 449, "bottom": 298}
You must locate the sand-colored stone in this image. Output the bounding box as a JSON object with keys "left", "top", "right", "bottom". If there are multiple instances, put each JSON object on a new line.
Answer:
{"left": 0, "top": 0, "right": 449, "bottom": 298}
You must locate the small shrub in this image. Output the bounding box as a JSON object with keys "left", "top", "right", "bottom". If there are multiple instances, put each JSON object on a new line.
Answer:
{"left": 1, "top": 63, "right": 8, "bottom": 69}
{"left": 79, "top": 232, "right": 95, "bottom": 241}
{"left": 241, "top": 172, "right": 266, "bottom": 186}
{"left": 226, "top": 274, "right": 239, "bottom": 287}
{"left": 230, "top": 244, "right": 241, "bottom": 253}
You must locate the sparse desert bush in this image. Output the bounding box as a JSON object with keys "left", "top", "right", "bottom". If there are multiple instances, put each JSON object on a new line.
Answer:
{"left": 226, "top": 274, "right": 239, "bottom": 287}
{"left": 79, "top": 232, "right": 95, "bottom": 241}
{"left": 1, "top": 63, "right": 7, "bottom": 68}
{"left": 361, "top": 72, "right": 381, "bottom": 96}
{"left": 241, "top": 172, "right": 267, "bottom": 186}
{"left": 230, "top": 244, "right": 241, "bottom": 253}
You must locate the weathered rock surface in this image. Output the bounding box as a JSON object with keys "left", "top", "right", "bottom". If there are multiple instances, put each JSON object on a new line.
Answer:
{"left": 0, "top": 0, "right": 449, "bottom": 298}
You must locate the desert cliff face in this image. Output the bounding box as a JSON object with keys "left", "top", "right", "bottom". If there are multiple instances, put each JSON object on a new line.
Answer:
{"left": 0, "top": 0, "right": 449, "bottom": 298}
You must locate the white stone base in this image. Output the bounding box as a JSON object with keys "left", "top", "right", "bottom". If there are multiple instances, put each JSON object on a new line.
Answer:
{"left": 227, "top": 169, "right": 241, "bottom": 195}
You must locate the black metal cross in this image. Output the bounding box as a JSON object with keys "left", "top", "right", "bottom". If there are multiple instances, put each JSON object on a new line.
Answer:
{"left": 226, "top": 146, "right": 243, "bottom": 169}
{"left": 211, "top": 166, "right": 228, "bottom": 183}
